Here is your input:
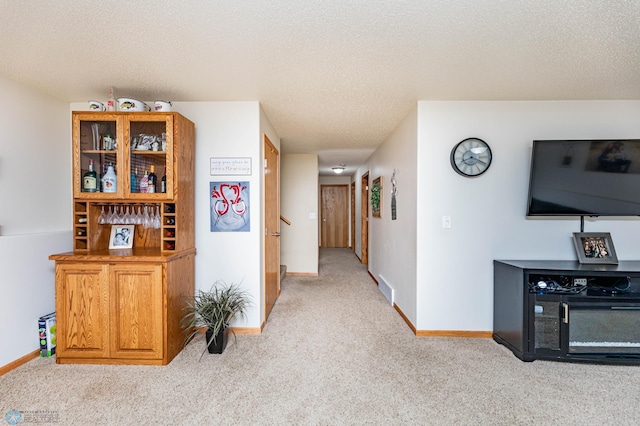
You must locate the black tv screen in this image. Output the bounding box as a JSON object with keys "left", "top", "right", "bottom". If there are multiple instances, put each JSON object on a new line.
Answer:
{"left": 527, "top": 139, "right": 640, "bottom": 216}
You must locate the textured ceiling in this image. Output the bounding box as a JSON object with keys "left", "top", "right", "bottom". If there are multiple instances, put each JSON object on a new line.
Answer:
{"left": 2, "top": 1, "right": 640, "bottom": 175}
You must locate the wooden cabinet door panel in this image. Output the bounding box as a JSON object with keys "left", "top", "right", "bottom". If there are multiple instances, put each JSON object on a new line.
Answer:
{"left": 55, "top": 264, "right": 109, "bottom": 358}
{"left": 110, "top": 264, "right": 164, "bottom": 359}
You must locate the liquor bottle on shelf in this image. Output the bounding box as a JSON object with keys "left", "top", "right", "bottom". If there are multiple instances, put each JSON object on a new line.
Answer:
{"left": 161, "top": 167, "right": 167, "bottom": 193}
{"left": 106, "top": 87, "right": 116, "bottom": 112}
{"left": 139, "top": 170, "right": 149, "bottom": 193}
{"left": 100, "top": 164, "right": 106, "bottom": 192}
{"left": 102, "top": 163, "right": 117, "bottom": 193}
{"left": 82, "top": 159, "right": 98, "bottom": 192}
{"left": 130, "top": 168, "right": 137, "bottom": 193}
{"left": 148, "top": 165, "right": 157, "bottom": 193}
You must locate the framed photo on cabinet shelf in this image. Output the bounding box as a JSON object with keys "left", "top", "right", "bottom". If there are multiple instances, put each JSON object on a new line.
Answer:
{"left": 109, "top": 225, "right": 135, "bottom": 249}
{"left": 572, "top": 232, "right": 618, "bottom": 264}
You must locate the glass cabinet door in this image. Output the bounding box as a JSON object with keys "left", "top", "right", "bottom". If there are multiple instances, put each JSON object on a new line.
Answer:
{"left": 567, "top": 303, "right": 640, "bottom": 355}
{"left": 73, "top": 114, "right": 122, "bottom": 198}
{"left": 125, "top": 114, "right": 173, "bottom": 199}
{"left": 529, "top": 292, "right": 563, "bottom": 356}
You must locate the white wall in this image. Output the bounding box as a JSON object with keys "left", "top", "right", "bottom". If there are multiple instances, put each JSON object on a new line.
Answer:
{"left": 260, "top": 105, "right": 280, "bottom": 158}
{"left": 174, "top": 102, "right": 271, "bottom": 329}
{"left": 360, "top": 106, "right": 418, "bottom": 322}
{"left": 416, "top": 100, "right": 640, "bottom": 332}
{"left": 281, "top": 154, "right": 318, "bottom": 274}
{"left": 0, "top": 76, "right": 72, "bottom": 368}
{"left": 0, "top": 76, "right": 70, "bottom": 235}
{"left": 319, "top": 175, "right": 351, "bottom": 185}
{"left": 0, "top": 232, "right": 72, "bottom": 367}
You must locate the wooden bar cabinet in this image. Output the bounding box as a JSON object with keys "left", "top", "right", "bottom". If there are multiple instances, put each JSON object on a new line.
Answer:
{"left": 50, "top": 111, "right": 195, "bottom": 365}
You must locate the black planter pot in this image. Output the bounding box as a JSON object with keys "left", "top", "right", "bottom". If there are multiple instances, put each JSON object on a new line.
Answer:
{"left": 205, "top": 327, "right": 228, "bottom": 354}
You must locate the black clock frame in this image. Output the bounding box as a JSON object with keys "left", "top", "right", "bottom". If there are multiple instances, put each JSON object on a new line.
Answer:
{"left": 450, "top": 137, "right": 492, "bottom": 177}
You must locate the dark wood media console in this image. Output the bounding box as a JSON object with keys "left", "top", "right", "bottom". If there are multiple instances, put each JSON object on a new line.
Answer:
{"left": 494, "top": 260, "right": 640, "bottom": 364}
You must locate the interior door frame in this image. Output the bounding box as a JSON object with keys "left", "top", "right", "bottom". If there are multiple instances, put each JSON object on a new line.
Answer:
{"left": 263, "top": 134, "right": 280, "bottom": 323}
{"left": 360, "top": 172, "right": 369, "bottom": 264}
{"left": 351, "top": 181, "right": 355, "bottom": 250}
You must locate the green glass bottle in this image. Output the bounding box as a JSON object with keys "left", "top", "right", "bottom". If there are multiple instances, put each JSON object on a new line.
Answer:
{"left": 82, "top": 159, "right": 98, "bottom": 192}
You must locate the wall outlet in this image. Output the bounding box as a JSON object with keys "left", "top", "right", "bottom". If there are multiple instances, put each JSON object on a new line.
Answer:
{"left": 574, "top": 278, "right": 587, "bottom": 286}
{"left": 442, "top": 215, "right": 452, "bottom": 229}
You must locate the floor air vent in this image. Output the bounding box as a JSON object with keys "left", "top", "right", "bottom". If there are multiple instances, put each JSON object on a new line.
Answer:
{"left": 378, "top": 275, "right": 394, "bottom": 306}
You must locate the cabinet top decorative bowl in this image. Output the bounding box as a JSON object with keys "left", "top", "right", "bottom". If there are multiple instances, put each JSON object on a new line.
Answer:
{"left": 117, "top": 98, "right": 150, "bottom": 112}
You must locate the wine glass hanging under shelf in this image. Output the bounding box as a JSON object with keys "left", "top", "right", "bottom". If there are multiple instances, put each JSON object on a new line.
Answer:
{"left": 95, "top": 203, "right": 167, "bottom": 229}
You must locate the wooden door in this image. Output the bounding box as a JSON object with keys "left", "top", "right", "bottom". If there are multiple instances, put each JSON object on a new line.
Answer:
{"left": 264, "top": 135, "right": 280, "bottom": 321}
{"left": 361, "top": 173, "right": 369, "bottom": 264}
{"left": 321, "top": 185, "right": 349, "bottom": 247}
{"left": 351, "top": 181, "right": 355, "bottom": 250}
{"left": 55, "top": 263, "right": 110, "bottom": 359}
{"left": 110, "top": 263, "right": 163, "bottom": 359}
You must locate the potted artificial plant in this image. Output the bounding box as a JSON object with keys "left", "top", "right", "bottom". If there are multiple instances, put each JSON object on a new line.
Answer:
{"left": 181, "top": 281, "right": 252, "bottom": 357}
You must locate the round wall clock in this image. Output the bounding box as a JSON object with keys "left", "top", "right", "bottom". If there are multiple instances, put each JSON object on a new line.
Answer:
{"left": 450, "top": 138, "right": 492, "bottom": 177}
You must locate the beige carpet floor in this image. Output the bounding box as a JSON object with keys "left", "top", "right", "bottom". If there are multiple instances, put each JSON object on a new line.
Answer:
{"left": 2, "top": 248, "right": 640, "bottom": 425}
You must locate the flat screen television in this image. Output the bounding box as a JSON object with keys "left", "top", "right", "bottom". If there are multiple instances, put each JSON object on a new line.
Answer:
{"left": 526, "top": 139, "right": 640, "bottom": 216}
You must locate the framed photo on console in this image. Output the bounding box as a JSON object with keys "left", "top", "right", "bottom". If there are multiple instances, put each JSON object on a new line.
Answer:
{"left": 109, "top": 225, "right": 134, "bottom": 249}
{"left": 572, "top": 232, "right": 618, "bottom": 264}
